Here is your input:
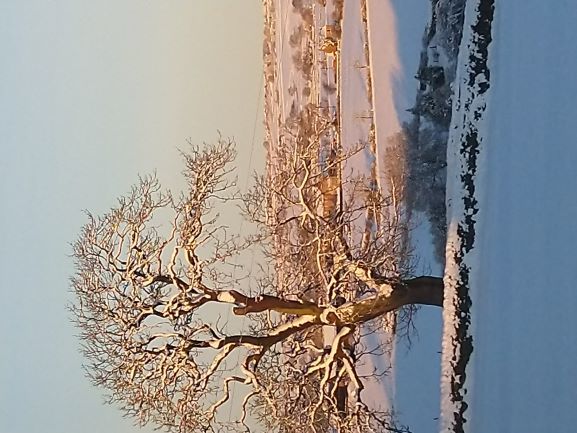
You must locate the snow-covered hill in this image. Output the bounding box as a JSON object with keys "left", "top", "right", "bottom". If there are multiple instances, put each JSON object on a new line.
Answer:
{"left": 442, "top": 1, "right": 577, "bottom": 432}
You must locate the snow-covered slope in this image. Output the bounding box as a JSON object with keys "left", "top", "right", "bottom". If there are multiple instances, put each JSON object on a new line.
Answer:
{"left": 442, "top": 1, "right": 577, "bottom": 432}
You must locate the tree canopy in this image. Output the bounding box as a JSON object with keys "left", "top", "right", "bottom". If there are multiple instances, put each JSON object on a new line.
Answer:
{"left": 71, "top": 137, "right": 443, "bottom": 433}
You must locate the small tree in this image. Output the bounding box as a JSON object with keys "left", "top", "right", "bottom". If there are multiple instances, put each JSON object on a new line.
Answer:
{"left": 71, "top": 135, "right": 443, "bottom": 433}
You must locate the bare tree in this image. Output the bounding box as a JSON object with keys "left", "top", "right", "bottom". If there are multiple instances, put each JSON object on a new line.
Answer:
{"left": 71, "top": 135, "right": 443, "bottom": 433}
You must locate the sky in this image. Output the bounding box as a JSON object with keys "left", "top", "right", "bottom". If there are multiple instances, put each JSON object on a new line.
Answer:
{"left": 0, "top": 1, "right": 264, "bottom": 432}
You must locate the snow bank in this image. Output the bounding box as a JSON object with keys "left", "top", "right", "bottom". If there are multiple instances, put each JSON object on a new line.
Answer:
{"left": 442, "top": 1, "right": 577, "bottom": 432}
{"left": 440, "top": 1, "right": 494, "bottom": 432}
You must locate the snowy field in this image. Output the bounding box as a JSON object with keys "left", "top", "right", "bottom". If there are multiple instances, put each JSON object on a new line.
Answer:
{"left": 265, "top": 0, "right": 444, "bottom": 431}
{"left": 442, "top": 1, "right": 577, "bottom": 432}
{"left": 264, "top": 0, "right": 577, "bottom": 432}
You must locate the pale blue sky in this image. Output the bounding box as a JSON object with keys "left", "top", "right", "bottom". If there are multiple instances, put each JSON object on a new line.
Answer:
{"left": 0, "top": 1, "right": 263, "bottom": 432}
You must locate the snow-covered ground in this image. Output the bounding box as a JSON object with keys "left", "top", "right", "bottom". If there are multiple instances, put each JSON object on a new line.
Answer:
{"left": 442, "top": 1, "right": 577, "bottom": 432}
{"left": 338, "top": 0, "right": 399, "bottom": 412}
{"left": 340, "top": 1, "right": 439, "bottom": 420}
{"left": 383, "top": 2, "right": 445, "bottom": 433}
{"left": 265, "top": 1, "right": 446, "bottom": 431}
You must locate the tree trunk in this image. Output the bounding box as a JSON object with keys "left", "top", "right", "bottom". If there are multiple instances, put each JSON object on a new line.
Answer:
{"left": 404, "top": 276, "right": 444, "bottom": 307}
{"left": 227, "top": 275, "right": 443, "bottom": 327}
{"left": 328, "top": 276, "right": 444, "bottom": 325}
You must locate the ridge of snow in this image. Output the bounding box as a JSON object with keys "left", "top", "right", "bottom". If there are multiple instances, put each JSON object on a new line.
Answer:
{"left": 440, "top": 1, "right": 494, "bottom": 432}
